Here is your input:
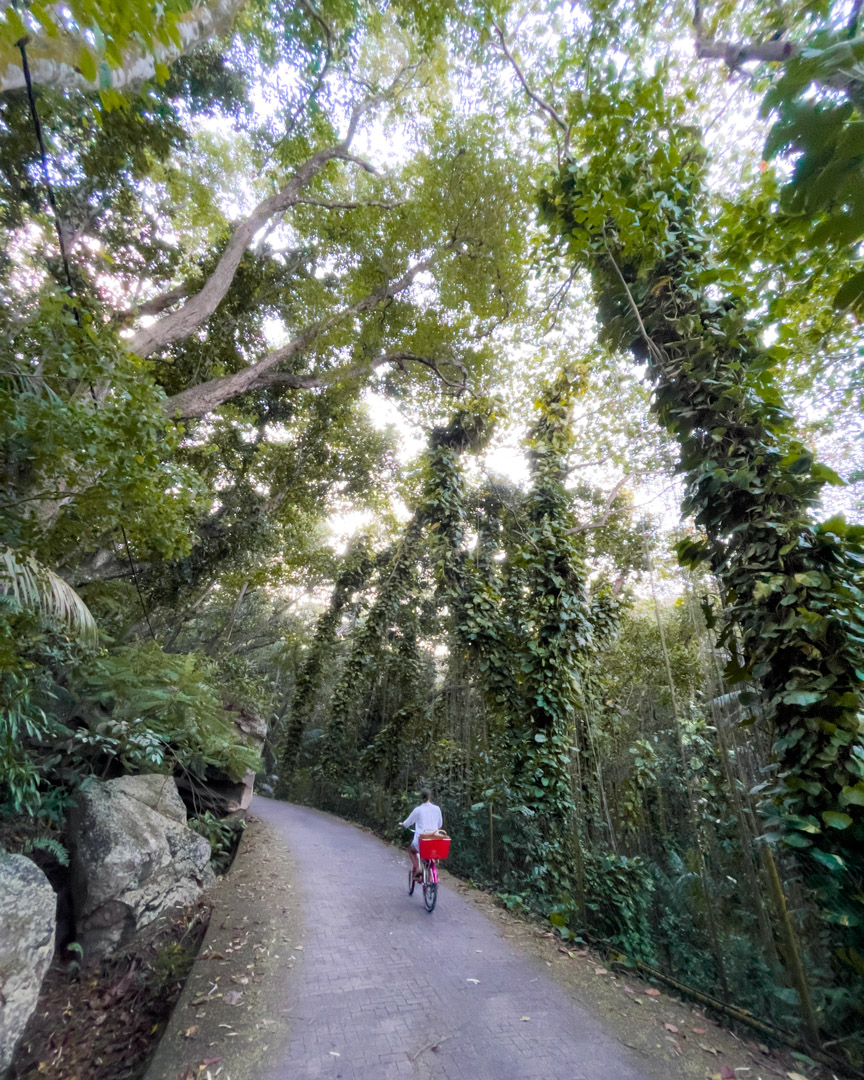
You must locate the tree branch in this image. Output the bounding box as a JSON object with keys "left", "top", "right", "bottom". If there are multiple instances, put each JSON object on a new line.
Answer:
{"left": 694, "top": 22, "right": 864, "bottom": 104}
{"left": 293, "top": 197, "right": 403, "bottom": 210}
{"left": 128, "top": 146, "right": 353, "bottom": 357}
{"left": 131, "top": 281, "right": 192, "bottom": 318}
{"left": 0, "top": 0, "right": 249, "bottom": 94}
{"left": 695, "top": 36, "right": 798, "bottom": 66}
{"left": 248, "top": 350, "right": 465, "bottom": 392}
{"left": 127, "top": 87, "right": 397, "bottom": 359}
{"left": 335, "top": 150, "right": 379, "bottom": 175}
{"left": 161, "top": 256, "right": 438, "bottom": 417}
{"left": 491, "top": 20, "right": 569, "bottom": 137}
{"left": 566, "top": 476, "right": 630, "bottom": 535}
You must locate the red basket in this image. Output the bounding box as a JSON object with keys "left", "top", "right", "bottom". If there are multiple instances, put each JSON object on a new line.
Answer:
{"left": 418, "top": 834, "right": 450, "bottom": 860}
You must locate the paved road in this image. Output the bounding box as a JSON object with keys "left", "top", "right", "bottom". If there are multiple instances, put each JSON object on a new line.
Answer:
{"left": 253, "top": 798, "right": 656, "bottom": 1080}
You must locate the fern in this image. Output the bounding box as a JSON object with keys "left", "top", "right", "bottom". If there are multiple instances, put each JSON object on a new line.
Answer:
{"left": 76, "top": 643, "right": 261, "bottom": 781}
{"left": 22, "top": 836, "right": 69, "bottom": 865}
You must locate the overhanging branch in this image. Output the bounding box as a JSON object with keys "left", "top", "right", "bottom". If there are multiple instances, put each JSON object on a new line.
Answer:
{"left": 161, "top": 255, "right": 439, "bottom": 418}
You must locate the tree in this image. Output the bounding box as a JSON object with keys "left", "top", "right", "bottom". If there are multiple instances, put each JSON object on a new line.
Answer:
{"left": 0, "top": 0, "right": 249, "bottom": 96}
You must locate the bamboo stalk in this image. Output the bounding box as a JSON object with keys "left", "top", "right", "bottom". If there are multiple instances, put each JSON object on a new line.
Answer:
{"left": 644, "top": 533, "right": 730, "bottom": 999}
{"left": 685, "top": 588, "right": 784, "bottom": 979}
{"left": 760, "top": 843, "right": 822, "bottom": 1046}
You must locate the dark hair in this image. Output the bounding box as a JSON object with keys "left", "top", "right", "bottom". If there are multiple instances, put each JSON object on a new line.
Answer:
{"left": 420, "top": 787, "right": 432, "bottom": 801}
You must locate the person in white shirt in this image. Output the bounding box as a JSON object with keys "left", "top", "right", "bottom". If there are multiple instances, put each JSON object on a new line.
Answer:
{"left": 401, "top": 788, "right": 443, "bottom": 881}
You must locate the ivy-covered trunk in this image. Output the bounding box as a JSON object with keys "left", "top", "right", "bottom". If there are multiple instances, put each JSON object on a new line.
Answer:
{"left": 421, "top": 388, "right": 595, "bottom": 893}
{"left": 504, "top": 374, "right": 593, "bottom": 841}
{"left": 275, "top": 539, "right": 377, "bottom": 795}
{"left": 316, "top": 522, "right": 424, "bottom": 782}
{"left": 538, "top": 86, "right": 864, "bottom": 997}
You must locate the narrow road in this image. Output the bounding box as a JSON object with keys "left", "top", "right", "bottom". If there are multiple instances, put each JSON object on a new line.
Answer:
{"left": 253, "top": 798, "right": 658, "bottom": 1080}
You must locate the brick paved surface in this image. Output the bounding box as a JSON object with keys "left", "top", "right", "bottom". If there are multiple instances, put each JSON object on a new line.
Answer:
{"left": 253, "top": 798, "right": 658, "bottom": 1080}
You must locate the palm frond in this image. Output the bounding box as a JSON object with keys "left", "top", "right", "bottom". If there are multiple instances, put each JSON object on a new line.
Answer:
{"left": 1, "top": 548, "right": 98, "bottom": 645}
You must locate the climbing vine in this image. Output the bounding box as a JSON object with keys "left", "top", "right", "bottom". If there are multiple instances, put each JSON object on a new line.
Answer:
{"left": 537, "top": 73, "right": 864, "bottom": 956}
{"left": 276, "top": 537, "right": 377, "bottom": 792}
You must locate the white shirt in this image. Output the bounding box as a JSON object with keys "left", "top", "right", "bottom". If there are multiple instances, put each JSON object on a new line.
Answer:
{"left": 402, "top": 801, "right": 443, "bottom": 839}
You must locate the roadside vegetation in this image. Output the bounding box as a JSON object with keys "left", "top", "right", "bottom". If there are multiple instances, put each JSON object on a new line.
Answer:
{"left": 1, "top": 0, "right": 862, "bottom": 1070}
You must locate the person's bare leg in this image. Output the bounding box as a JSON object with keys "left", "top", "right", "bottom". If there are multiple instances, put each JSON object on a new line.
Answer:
{"left": 410, "top": 848, "right": 421, "bottom": 876}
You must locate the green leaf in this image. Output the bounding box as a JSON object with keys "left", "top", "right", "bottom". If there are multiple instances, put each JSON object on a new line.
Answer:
{"left": 78, "top": 48, "right": 97, "bottom": 83}
{"left": 810, "top": 849, "right": 847, "bottom": 873}
{"left": 810, "top": 463, "right": 845, "bottom": 486}
{"left": 822, "top": 811, "right": 852, "bottom": 829}
{"left": 818, "top": 515, "right": 847, "bottom": 537}
{"left": 794, "top": 571, "right": 822, "bottom": 588}
{"left": 839, "top": 783, "right": 864, "bottom": 807}
{"left": 783, "top": 832, "right": 813, "bottom": 848}
{"left": 834, "top": 269, "right": 864, "bottom": 312}
{"left": 782, "top": 690, "right": 823, "bottom": 706}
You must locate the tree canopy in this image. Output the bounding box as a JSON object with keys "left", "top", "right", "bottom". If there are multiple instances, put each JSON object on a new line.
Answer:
{"left": 1, "top": 0, "right": 863, "bottom": 1065}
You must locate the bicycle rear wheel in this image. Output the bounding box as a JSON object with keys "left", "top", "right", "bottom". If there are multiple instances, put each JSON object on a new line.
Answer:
{"left": 408, "top": 864, "right": 416, "bottom": 896}
{"left": 422, "top": 862, "right": 438, "bottom": 912}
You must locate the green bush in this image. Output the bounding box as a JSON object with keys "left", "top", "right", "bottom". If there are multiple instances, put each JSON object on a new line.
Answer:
{"left": 189, "top": 811, "right": 246, "bottom": 874}
{"left": 73, "top": 643, "right": 261, "bottom": 782}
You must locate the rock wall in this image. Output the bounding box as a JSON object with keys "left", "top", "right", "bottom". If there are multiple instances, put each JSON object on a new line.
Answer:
{"left": 0, "top": 855, "right": 56, "bottom": 1077}
{"left": 176, "top": 706, "right": 267, "bottom": 815}
{"left": 69, "top": 775, "right": 214, "bottom": 962}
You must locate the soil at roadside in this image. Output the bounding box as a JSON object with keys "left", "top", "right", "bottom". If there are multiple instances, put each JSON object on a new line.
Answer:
{"left": 9, "top": 900, "right": 211, "bottom": 1080}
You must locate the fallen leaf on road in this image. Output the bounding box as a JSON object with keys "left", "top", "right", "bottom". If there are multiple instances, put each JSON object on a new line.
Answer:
{"left": 664, "top": 1023, "right": 679, "bottom": 1033}
{"left": 594, "top": 967, "right": 608, "bottom": 975}
{"left": 183, "top": 1026, "right": 198, "bottom": 1039}
{"left": 692, "top": 1027, "right": 708, "bottom": 1035}
{"left": 520, "top": 1016, "right": 531, "bottom": 1022}
{"left": 787, "top": 1074, "right": 808, "bottom": 1080}
{"left": 223, "top": 991, "right": 243, "bottom": 1006}
{"left": 329, "top": 1051, "right": 340, "bottom": 1057}
{"left": 720, "top": 1069, "right": 736, "bottom": 1079}
{"left": 645, "top": 988, "right": 660, "bottom": 996}
{"left": 466, "top": 979, "right": 480, "bottom": 984}
{"left": 699, "top": 1043, "right": 719, "bottom": 1055}
{"left": 201, "top": 1059, "right": 221, "bottom": 1067}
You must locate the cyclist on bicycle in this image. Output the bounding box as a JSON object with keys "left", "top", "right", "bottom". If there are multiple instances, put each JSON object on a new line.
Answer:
{"left": 401, "top": 788, "right": 442, "bottom": 881}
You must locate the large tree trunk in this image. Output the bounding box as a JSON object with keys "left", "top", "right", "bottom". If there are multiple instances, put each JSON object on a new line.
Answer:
{"left": 0, "top": 0, "right": 250, "bottom": 94}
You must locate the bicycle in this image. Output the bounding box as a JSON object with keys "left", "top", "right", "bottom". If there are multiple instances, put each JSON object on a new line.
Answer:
{"left": 405, "top": 830, "right": 450, "bottom": 913}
